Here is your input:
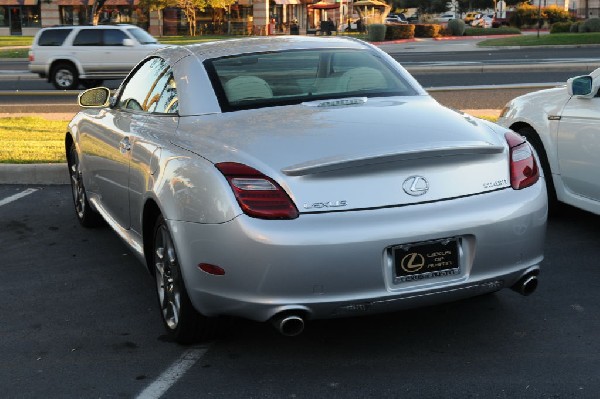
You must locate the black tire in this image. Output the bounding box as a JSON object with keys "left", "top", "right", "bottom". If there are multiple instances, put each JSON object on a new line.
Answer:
{"left": 516, "top": 126, "right": 560, "bottom": 214}
{"left": 68, "top": 142, "right": 103, "bottom": 227}
{"left": 51, "top": 63, "right": 79, "bottom": 90}
{"left": 152, "top": 215, "right": 218, "bottom": 344}
{"left": 80, "top": 79, "right": 104, "bottom": 89}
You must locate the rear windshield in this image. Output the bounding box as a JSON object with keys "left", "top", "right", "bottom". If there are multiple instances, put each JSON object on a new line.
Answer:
{"left": 205, "top": 48, "right": 418, "bottom": 112}
{"left": 37, "top": 29, "right": 72, "bottom": 46}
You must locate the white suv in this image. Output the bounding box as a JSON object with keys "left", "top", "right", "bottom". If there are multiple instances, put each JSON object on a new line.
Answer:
{"left": 28, "top": 24, "right": 166, "bottom": 90}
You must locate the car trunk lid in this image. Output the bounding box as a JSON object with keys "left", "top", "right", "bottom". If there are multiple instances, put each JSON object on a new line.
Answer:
{"left": 174, "top": 97, "right": 512, "bottom": 213}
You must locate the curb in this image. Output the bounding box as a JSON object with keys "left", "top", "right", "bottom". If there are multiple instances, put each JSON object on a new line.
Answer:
{"left": 0, "top": 163, "right": 69, "bottom": 185}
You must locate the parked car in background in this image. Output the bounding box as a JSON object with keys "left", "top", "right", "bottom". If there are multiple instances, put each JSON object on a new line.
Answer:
{"left": 340, "top": 18, "right": 359, "bottom": 31}
{"left": 67, "top": 36, "right": 546, "bottom": 343}
{"left": 28, "top": 24, "right": 166, "bottom": 90}
{"left": 464, "top": 12, "right": 482, "bottom": 24}
{"left": 498, "top": 68, "right": 600, "bottom": 215}
{"left": 385, "top": 15, "right": 408, "bottom": 24}
{"left": 434, "top": 13, "right": 458, "bottom": 23}
{"left": 471, "top": 14, "right": 495, "bottom": 28}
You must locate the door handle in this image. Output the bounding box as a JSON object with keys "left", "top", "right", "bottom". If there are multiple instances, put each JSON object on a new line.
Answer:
{"left": 119, "top": 137, "right": 131, "bottom": 153}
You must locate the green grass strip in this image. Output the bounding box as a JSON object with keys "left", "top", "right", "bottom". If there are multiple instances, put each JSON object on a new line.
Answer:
{"left": 0, "top": 117, "right": 68, "bottom": 164}
{"left": 479, "top": 31, "right": 600, "bottom": 46}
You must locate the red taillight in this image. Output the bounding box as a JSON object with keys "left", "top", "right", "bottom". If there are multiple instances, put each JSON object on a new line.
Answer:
{"left": 28, "top": 53, "right": 34, "bottom": 62}
{"left": 505, "top": 131, "right": 539, "bottom": 190}
{"left": 216, "top": 162, "right": 299, "bottom": 220}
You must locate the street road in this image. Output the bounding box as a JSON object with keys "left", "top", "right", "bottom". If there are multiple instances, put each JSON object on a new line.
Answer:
{"left": 2, "top": 185, "right": 599, "bottom": 398}
{"left": 385, "top": 46, "right": 600, "bottom": 67}
{"left": 0, "top": 84, "right": 562, "bottom": 114}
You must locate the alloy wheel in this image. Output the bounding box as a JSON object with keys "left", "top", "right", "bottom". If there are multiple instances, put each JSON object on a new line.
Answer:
{"left": 56, "top": 69, "right": 74, "bottom": 89}
{"left": 154, "top": 223, "right": 181, "bottom": 330}
{"left": 69, "top": 150, "right": 85, "bottom": 219}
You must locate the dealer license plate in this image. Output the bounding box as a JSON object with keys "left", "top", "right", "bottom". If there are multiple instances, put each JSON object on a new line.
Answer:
{"left": 393, "top": 239, "right": 460, "bottom": 283}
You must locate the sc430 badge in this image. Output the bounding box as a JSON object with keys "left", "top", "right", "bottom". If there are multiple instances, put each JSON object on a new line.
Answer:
{"left": 483, "top": 179, "right": 508, "bottom": 189}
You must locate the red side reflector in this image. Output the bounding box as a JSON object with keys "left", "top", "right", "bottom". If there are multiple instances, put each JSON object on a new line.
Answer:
{"left": 198, "top": 263, "right": 225, "bottom": 276}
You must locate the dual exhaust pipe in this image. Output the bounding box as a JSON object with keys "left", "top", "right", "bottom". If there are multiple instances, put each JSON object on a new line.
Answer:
{"left": 511, "top": 272, "right": 539, "bottom": 296}
{"left": 271, "top": 272, "right": 539, "bottom": 336}
{"left": 271, "top": 313, "right": 305, "bottom": 337}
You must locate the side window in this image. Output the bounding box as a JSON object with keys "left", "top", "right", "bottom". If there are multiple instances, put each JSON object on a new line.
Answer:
{"left": 104, "top": 29, "right": 127, "bottom": 46}
{"left": 37, "top": 29, "right": 72, "bottom": 46}
{"left": 72, "top": 29, "right": 102, "bottom": 46}
{"left": 118, "top": 57, "right": 178, "bottom": 114}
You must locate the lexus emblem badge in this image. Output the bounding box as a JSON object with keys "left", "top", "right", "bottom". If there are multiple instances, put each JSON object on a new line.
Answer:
{"left": 403, "top": 176, "right": 429, "bottom": 196}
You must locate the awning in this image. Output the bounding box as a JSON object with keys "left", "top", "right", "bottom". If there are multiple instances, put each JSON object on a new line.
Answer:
{"left": 54, "top": 0, "right": 138, "bottom": 5}
{"left": 308, "top": 1, "right": 339, "bottom": 9}
{"left": 274, "top": 0, "right": 301, "bottom": 4}
{"left": 0, "top": 0, "right": 38, "bottom": 5}
{"left": 104, "top": 0, "right": 133, "bottom": 5}
{"left": 55, "top": 0, "right": 95, "bottom": 5}
{"left": 352, "top": 0, "right": 388, "bottom": 6}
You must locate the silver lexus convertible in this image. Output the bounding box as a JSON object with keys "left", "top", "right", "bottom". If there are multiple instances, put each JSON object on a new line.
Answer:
{"left": 67, "top": 36, "right": 546, "bottom": 343}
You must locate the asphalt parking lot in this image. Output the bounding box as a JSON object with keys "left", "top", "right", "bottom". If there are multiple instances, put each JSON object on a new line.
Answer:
{"left": 1, "top": 184, "right": 600, "bottom": 398}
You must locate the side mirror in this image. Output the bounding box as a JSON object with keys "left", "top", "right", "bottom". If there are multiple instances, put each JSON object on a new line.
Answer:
{"left": 567, "top": 75, "right": 594, "bottom": 98}
{"left": 122, "top": 38, "right": 135, "bottom": 47}
{"left": 78, "top": 87, "right": 111, "bottom": 108}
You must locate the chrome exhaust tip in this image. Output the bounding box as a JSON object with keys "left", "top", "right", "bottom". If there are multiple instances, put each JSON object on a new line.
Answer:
{"left": 272, "top": 314, "right": 305, "bottom": 337}
{"left": 512, "top": 274, "right": 538, "bottom": 296}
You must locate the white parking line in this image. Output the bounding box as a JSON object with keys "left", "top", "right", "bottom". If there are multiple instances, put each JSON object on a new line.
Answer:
{"left": 135, "top": 346, "right": 209, "bottom": 399}
{"left": 0, "top": 188, "right": 38, "bottom": 207}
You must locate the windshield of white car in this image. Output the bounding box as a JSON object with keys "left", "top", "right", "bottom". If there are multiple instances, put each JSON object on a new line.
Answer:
{"left": 205, "top": 48, "right": 419, "bottom": 112}
{"left": 127, "top": 27, "right": 158, "bottom": 44}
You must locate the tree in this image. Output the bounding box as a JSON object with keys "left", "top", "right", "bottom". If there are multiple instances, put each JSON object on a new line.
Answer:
{"left": 177, "top": 0, "right": 208, "bottom": 36}
{"left": 91, "top": 0, "right": 106, "bottom": 25}
{"left": 206, "top": 0, "right": 237, "bottom": 34}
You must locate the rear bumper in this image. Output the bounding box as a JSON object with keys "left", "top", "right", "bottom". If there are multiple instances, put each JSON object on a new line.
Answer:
{"left": 28, "top": 63, "right": 45, "bottom": 75}
{"left": 168, "top": 183, "right": 547, "bottom": 322}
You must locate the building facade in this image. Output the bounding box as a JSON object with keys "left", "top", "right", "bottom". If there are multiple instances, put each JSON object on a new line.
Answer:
{"left": 0, "top": 0, "right": 318, "bottom": 35}
{"left": 529, "top": 0, "right": 600, "bottom": 18}
{"left": 4, "top": 0, "right": 599, "bottom": 37}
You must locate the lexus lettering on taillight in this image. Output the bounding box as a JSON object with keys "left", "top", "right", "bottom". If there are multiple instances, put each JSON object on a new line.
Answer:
{"left": 216, "top": 162, "right": 299, "bottom": 220}
{"left": 504, "top": 131, "right": 539, "bottom": 190}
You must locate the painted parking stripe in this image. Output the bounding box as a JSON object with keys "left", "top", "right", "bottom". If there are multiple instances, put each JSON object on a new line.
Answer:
{"left": 135, "top": 346, "right": 209, "bottom": 399}
{"left": 0, "top": 188, "right": 38, "bottom": 207}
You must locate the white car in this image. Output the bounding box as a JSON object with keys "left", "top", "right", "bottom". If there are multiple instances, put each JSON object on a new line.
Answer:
{"left": 498, "top": 68, "right": 600, "bottom": 215}
{"left": 471, "top": 14, "right": 494, "bottom": 28}
{"left": 340, "top": 18, "right": 359, "bottom": 31}
{"left": 385, "top": 15, "right": 408, "bottom": 24}
{"left": 28, "top": 24, "right": 166, "bottom": 90}
{"left": 435, "top": 13, "right": 457, "bottom": 23}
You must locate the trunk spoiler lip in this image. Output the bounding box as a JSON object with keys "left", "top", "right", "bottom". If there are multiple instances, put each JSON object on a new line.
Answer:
{"left": 281, "top": 141, "right": 505, "bottom": 177}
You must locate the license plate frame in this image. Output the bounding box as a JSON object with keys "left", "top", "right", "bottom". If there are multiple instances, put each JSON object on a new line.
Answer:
{"left": 393, "top": 238, "right": 460, "bottom": 284}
